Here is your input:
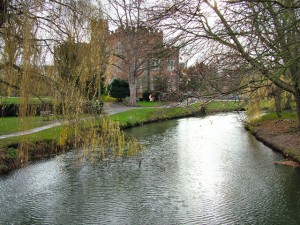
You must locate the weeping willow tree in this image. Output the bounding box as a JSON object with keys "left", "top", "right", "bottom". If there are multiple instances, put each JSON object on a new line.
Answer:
{"left": 0, "top": 0, "right": 141, "bottom": 165}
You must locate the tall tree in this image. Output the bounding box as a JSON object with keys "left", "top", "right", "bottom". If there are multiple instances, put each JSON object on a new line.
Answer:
{"left": 106, "top": 0, "right": 154, "bottom": 105}
{"left": 0, "top": 0, "right": 107, "bottom": 106}
{"left": 0, "top": 0, "right": 8, "bottom": 28}
{"left": 105, "top": 0, "right": 178, "bottom": 105}
{"left": 0, "top": 0, "right": 112, "bottom": 163}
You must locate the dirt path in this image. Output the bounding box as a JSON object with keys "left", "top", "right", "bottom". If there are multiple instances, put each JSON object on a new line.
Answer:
{"left": 0, "top": 103, "right": 134, "bottom": 140}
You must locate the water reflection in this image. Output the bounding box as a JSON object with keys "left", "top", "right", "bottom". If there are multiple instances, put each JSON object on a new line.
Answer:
{"left": 1, "top": 113, "right": 300, "bottom": 224}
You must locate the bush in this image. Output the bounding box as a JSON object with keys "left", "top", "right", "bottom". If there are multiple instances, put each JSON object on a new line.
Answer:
{"left": 0, "top": 102, "right": 55, "bottom": 117}
{"left": 159, "top": 92, "right": 183, "bottom": 102}
{"left": 142, "top": 90, "right": 161, "bottom": 102}
{"left": 0, "top": 104, "right": 18, "bottom": 117}
{"left": 154, "top": 91, "right": 161, "bottom": 101}
{"left": 109, "top": 79, "right": 130, "bottom": 101}
{"left": 143, "top": 90, "right": 151, "bottom": 102}
{"left": 5, "top": 147, "right": 17, "bottom": 160}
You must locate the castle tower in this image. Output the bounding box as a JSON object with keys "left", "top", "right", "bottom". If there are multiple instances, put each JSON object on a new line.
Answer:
{"left": 90, "top": 19, "right": 109, "bottom": 43}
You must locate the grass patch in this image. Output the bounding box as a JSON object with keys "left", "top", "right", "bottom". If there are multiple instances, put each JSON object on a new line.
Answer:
{"left": 137, "top": 101, "right": 164, "bottom": 107}
{"left": 0, "top": 125, "right": 70, "bottom": 174}
{"left": 0, "top": 96, "right": 52, "bottom": 104}
{"left": 109, "top": 105, "right": 200, "bottom": 127}
{"left": 252, "top": 111, "right": 297, "bottom": 124}
{"left": 0, "top": 116, "right": 104, "bottom": 147}
{"left": 283, "top": 148, "right": 300, "bottom": 162}
{"left": 101, "top": 95, "right": 117, "bottom": 102}
{"left": 205, "top": 100, "right": 244, "bottom": 112}
{"left": 0, "top": 126, "right": 64, "bottom": 147}
{"left": 0, "top": 116, "right": 55, "bottom": 135}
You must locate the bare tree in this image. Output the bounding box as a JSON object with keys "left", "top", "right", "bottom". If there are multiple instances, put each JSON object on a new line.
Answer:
{"left": 150, "top": 0, "right": 300, "bottom": 127}
{"left": 105, "top": 0, "right": 179, "bottom": 105}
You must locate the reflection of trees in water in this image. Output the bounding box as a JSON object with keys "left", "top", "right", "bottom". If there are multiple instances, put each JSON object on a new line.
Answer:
{"left": 126, "top": 119, "right": 178, "bottom": 141}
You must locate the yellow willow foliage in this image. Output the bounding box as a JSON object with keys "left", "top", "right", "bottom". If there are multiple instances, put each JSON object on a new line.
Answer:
{"left": 19, "top": 7, "right": 31, "bottom": 117}
{"left": 82, "top": 127, "right": 98, "bottom": 158}
{"left": 18, "top": 142, "right": 29, "bottom": 166}
{"left": 59, "top": 126, "right": 69, "bottom": 147}
{"left": 17, "top": 5, "right": 38, "bottom": 163}
{"left": 241, "top": 72, "right": 265, "bottom": 121}
{"left": 126, "top": 139, "right": 142, "bottom": 157}
{"left": 247, "top": 89, "right": 262, "bottom": 121}
{"left": 1, "top": 1, "right": 142, "bottom": 165}
{"left": 79, "top": 117, "right": 142, "bottom": 160}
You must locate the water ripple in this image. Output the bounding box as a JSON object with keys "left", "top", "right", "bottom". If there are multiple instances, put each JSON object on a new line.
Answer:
{"left": 1, "top": 113, "right": 300, "bottom": 224}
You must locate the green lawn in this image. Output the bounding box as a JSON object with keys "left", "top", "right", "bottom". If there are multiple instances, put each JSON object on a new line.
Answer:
{"left": 110, "top": 104, "right": 201, "bottom": 127}
{"left": 251, "top": 111, "right": 297, "bottom": 123}
{"left": 0, "top": 96, "right": 52, "bottom": 104}
{"left": 205, "top": 100, "right": 245, "bottom": 112}
{"left": 137, "top": 101, "right": 164, "bottom": 107}
{"left": 0, "top": 96, "right": 119, "bottom": 105}
{"left": 1, "top": 125, "right": 63, "bottom": 143}
{"left": 0, "top": 116, "right": 55, "bottom": 135}
{"left": 0, "top": 118, "right": 98, "bottom": 147}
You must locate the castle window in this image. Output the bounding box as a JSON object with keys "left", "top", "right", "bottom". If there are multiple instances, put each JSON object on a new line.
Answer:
{"left": 152, "top": 59, "right": 160, "bottom": 70}
{"left": 115, "top": 42, "right": 122, "bottom": 54}
{"left": 167, "top": 60, "right": 175, "bottom": 71}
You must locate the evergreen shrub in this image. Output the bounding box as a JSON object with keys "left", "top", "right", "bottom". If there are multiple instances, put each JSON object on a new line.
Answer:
{"left": 109, "top": 79, "right": 130, "bottom": 101}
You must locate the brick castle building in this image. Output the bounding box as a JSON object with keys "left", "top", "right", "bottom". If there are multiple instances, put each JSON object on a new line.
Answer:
{"left": 55, "top": 20, "right": 180, "bottom": 99}
{"left": 108, "top": 25, "right": 180, "bottom": 98}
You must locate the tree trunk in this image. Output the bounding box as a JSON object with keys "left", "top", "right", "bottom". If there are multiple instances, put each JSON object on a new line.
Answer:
{"left": 129, "top": 81, "right": 137, "bottom": 106}
{"left": 284, "top": 94, "right": 292, "bottom": 110}
{"left": 274, "top": 92, "right": 282, "bottom": 118}
{"left": 0, "top": 0, "right": 8, "bottom": 28}
{"left": 295, "top": 91, "right": 300, "bottom": 129}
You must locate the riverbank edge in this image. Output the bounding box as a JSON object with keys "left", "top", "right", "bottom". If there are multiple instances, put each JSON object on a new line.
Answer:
{"left": 4, "top": 107, "right": 287, "bottom": 175}
{"left": 245, "top": 121, "right": 300, "bottom": 163}
{"left": 0, "top": 107, "right": 206, "bottom": 174}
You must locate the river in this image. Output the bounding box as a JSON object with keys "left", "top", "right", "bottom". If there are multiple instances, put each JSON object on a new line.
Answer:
{"left": 1, "top": 113, "right": 300, "bottom": 224}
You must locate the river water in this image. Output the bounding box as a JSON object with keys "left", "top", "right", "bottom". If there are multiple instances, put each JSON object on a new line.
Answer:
{"left": 1, "top": 113, "right": 300, "bottom": 224}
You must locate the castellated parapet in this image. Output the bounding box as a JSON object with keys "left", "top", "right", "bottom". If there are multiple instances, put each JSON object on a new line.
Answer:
{"left": 110, "top": 25, "right": 163, "bottom": 38}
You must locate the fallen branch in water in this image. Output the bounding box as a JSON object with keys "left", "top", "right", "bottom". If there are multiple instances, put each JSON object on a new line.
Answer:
{"left": 273, "top": 161, "right": 300, "bottom": 168}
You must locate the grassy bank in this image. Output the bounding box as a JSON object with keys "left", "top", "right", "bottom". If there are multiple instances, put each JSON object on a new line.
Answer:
{"left": 110, "top": 105, "right": 199, "bottom": 128}
{"left": 136, "top": 101, "right": 164, "bottom": 107}
{"left": 110, "top": 100, "right": 243, "bottom": 127}
{"left": 0, "top": 117, "right": 55, "bottom": 135}
{"left": 0, "top": 101, "right": 241, "bottom": 174}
